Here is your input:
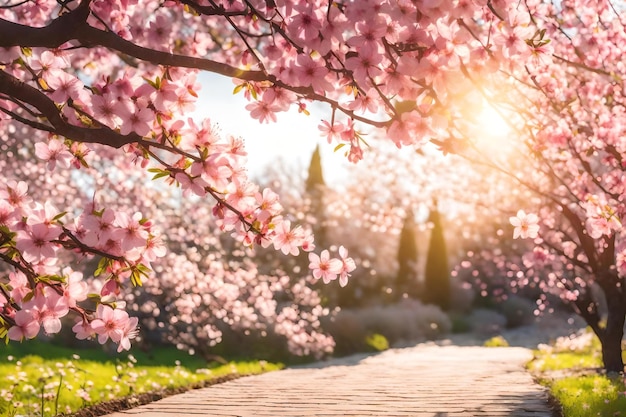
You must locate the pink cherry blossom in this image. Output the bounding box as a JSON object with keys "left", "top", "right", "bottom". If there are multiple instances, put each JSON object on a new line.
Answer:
{"left": 287, "top": 5, "right": 322, "bottom": 42}
{"left": 72, "top": 319, "right": 95, "bottom": 340}
{"left": 116, "top": 315, "right": 140, "bottom": 352}
{"left": 337, "top": 246, "right": 356, "bottom": 287}
{"left": 308, "top": 250, "right": 343, "bottom": 284}
{"left": 35, "top": 139, "right": 73, "bottom": 171}
{"left": 36, "top": 291, "right": 70, "bottom": 334}
{"left": 0, "top": 200, "right": 17, "bottom": 225}
{"left": 245, "top": 100, "right": 280, "bottom": 124}
{"left": 15, "top": 223, "right": 61, "bottom": 263}
{"left": 0, "top": 180, "right": 30, "bottom": 208}
{"left": 272, "top": 220, "right": 304, "bottom": 256}
{"left": 47, "top": 71, "right": 84, "bottom": 103}
{"left": 91, "top": 93, "right": 121, "bottom": 128}
{"left": 115, "top": 102, "right": 155, "bottom": 136}
{"left": 113, "top": 211, "right": 149, "bottom": 251}
{"left": 509, "top": 210, "right": 540, "bottom": 239}
{"left": 63, "top": 270, "right": 89, "bottom": 308}
{"left": 29, "top": 50, "right": 65, "bottom": 80}
{"left": 293, "top": 55, "right": 333, "bottom": 93}
{"left": 9, "top": 271, "right": 30, "bottom": 303}
{"left": 318, "top": 120, "right": 345, "bottom": 144}
{"left": 7, "top": 310, "right": 40, "bottom": 341}
{"left": 91, "top": 304, "right": 135, "bottom": 345}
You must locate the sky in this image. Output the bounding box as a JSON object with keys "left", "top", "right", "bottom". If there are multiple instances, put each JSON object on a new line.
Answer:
{"left": 192, "top": 73, "right": 513, "bottom": 193}
{"left": 194, "top": 73, "right": 349, "bottom": 183}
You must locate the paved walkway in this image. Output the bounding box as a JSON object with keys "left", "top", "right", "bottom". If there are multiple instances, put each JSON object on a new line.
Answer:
{"left": 104, "top": 344, "right": 554, "bottom": 417}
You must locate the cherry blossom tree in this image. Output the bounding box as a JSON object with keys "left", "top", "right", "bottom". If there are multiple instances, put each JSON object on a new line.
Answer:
{"left": 447, "top": 1, "right": 626, "bottom": 372}
{"left": 0, "top": 0, "right": 625, "bottom": 373}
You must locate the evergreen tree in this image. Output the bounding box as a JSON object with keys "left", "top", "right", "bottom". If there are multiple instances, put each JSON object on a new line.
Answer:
{"left": 304, "top": 145, "right": 327, "bottom": 248}
{"left": 396, "top": 211, "right": 419, "bottom": 300}
{"left": 305, "top": 145, "right": 325, "bottom": 192}
{"left": 423, "top": 200, "right": 450, "bottom": 310}
{"left": 304, "top": 146, "right": 346, "bottom": 305}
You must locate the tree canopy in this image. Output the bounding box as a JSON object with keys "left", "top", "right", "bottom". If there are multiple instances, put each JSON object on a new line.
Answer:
{"left": 0, "top": 0, "right": 625, "bottom": 371}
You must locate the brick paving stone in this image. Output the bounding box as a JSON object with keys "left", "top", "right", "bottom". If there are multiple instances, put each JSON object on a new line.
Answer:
{"left": 103, "top": 344, "right": 555, "bottom": 417}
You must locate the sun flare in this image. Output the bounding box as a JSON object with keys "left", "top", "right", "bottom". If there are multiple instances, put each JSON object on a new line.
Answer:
{"left": 478, "top": 103, "right": 511, "bottom": 137}
{"left": 470, "top": 101, "right": 514, "bottom": 154}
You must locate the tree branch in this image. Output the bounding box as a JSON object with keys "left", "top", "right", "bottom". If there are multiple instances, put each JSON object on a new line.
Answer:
{"left": 0, "top": 70, "right": 142, "bottom": 148}
{"left": 0, "top": 3, "right": 389, "bottom": 129}
{"left": 559, "top": 203, "right": 599, "bottom": 272}
{"left": 0, "top": 0, "right": 92, "bottom": 48}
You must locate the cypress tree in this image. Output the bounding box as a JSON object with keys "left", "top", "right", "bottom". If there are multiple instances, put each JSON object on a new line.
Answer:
{"left": 305, "top": 145, "right": 344, "bottom": 304}
{"left": 396, "top": 211, "right": 419, "bottom": 300}
{"left": 304, "top": 145, "right": 327, "bottom": 249}
{"left": 423, "top": 200, "right": 450, "bottom": 310}
{"left": 305, "top": 145, "right": 325, "bottom": 192}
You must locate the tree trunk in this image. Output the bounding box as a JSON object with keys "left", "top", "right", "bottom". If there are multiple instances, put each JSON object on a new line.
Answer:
{"left": 599, "top": 290, "right": 626, "bottom": 373}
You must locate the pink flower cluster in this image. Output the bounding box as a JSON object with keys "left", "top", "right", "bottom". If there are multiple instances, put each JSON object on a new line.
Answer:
{"left": 0, "top": 58, "right": 356, "bottom": 351}
{"left": 0, "top": 180, "right": 164, "bottom": 351}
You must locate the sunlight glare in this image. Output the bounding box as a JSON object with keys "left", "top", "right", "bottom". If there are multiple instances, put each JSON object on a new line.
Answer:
{"left": 479, "top": 103, "right": 510, "bottom": 137}
{"left": 471, "top": 101, "right": 513, "bottom": 154}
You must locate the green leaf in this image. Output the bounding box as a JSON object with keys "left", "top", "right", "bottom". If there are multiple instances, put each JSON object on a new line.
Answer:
{"left": 183, "top": 4, "right": 200, "bottom": 15}
{"left": 0, "top": 317, "right": 7, "bottom": 340}
{"left": 333, "top": 143, "right": 346, "bottom": 152}
{"left": 233, "top": 84, "right": 245, "bottom": 95}
{"left": 94, "top": 257, "right": 110, "bottom": 277}
{"left": 142, "top": 76, "right": 158, "bottom": 89}
{"left": 130, "top": 270, "right": 143, "bottom": 287}
{"left": 22, "top": 291, "right": 34, "bottom": 303}
{"left": 152, "top": 171, "right": 170, "bottom": 181}
{"left": 47, "top": 275, "right": 66, "bottom": 283}
{"left": 52, "top": 211, "right": 67, "bottom": 222}
{"left": 77, "top": 155, "right": 89, "bottom": 168}
{"left": 136, "top": 263, "right": 151, "bottom": 275}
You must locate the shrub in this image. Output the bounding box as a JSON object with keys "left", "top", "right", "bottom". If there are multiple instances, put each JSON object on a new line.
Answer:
{"left": 467, "top": 309, "right": 507, "bottom": 336}
{"left": 323, "top": 299, "right": 451, "bottom": 355}
{"left": 498, "top": 295, "right": 536, "bottom": 328}
{"left": 483, "top": 335, "right": 510, "bottom": 347}
{"left": 321, "top": 310, "right": 369, "bottom": 356}
{"left": 449, "top": 278, "right": 475, "bottom": 313}
{"left": 365, "top": 334, "right": 390, "bottom": 352}
{"left": 449, "top": 313, "right": 473, "bottom": 334}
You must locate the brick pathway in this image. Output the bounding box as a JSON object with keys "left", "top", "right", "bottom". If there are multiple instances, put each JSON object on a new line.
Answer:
{"left": 104, "top": 344, "right": 554, "bottom": 417}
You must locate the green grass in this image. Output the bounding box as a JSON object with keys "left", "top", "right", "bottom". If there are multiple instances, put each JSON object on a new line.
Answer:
{"left": 549, "top": 375, "right": 626, "bottom": 417}
{"left": 528, "top": 329, "right": 626, "bottom": 417}
{"left": 0, "top": 340, "right": 208, "bottom": 368}
{"left": 528, "top": 351, "right": 603, "bottom": 373}
{"left": 0, "top": 341, "right": 283, "bottom": 417}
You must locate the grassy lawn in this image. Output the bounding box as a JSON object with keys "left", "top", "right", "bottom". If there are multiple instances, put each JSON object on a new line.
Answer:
{"left": 528, "top": 329, "right": 626, "bottom": 417}
{"left": 0, "top": 340, "right": 283, "bottom": 417}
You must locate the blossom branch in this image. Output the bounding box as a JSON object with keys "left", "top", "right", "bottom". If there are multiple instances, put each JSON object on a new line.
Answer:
{"left": 58, "top": 228, "right": 126, "bottom": 262}
{"left": 0, "top": 70, "right": 142, "bottom": 148}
